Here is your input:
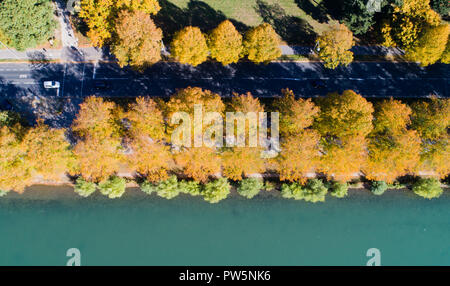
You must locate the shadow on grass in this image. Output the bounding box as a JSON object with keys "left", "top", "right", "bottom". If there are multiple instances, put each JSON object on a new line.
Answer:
{"left": 294, "top": 0, "right": 329, "bottom": 23}
{"left": 254, "top": 0, "right": 316, "bottom": 45}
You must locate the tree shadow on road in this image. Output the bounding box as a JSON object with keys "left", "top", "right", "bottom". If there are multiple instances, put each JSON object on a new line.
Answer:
{"left": 154, "top": 0, "right": 248, "bottom": 43}
{"left": 254, "top": 0, "right": 316, "bottom": 45}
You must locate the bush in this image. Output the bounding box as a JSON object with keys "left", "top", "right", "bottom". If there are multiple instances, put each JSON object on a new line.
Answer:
{"left": 237, "top": 178, "right": 264, "bottom": 199}
{"left": 263, "top": 181, "right": 275, "bottom": 191}
{"left": 74, "top": 178, "right": 97, "bottom": 198}
{"left": 281, "top": 179, "right": 328, "bottom": 202}
{"left": 140, "top": 180, "right": 158, "bottom": 195}
{"left": 202, "top": 178, "right": 231, "bottom": 203}
{"left": 98, "top": 176, "right": 126, "bottom": 199}
{"left": 302, "top": 179, "right": 328, "bottom": 203}
{"left": 179, "top": 180, "right": 202, "bottom": 196}
{"left": 412, "top": 178, "right": 443, "bottom": 199}
{"left": 330, "top": 181, "right": 348, "bottom": 198}
{"left": 371, "top": 181, "right": 388, "bottom": 196}
{"left": 155, "top": 176, "right": 180, "bottom": 199}
{"left": 0, "top": 189, "right": 8, "bottom": 197}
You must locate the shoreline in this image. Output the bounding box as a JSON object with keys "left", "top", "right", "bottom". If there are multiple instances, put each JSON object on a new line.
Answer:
{"left": 2, "top": 184, "right": 448, "bottom": 201}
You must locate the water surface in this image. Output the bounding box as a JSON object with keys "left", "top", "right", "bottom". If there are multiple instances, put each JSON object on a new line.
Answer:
{"left": 0, "top": 187, "right": 449, "bottom": 265}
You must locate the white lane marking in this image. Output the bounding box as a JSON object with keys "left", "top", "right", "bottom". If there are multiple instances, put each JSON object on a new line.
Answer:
{"left": 19, "top": 74, "right": 27, "bottom": 79}
{"left": 93, "top": 62, "right": 97, "bottom": 79}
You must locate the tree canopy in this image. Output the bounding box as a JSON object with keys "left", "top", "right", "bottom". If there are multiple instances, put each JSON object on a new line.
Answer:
{"left": 208, "top": 20, "right": 243, "bottom": 65}
{"left": 0, "top": 0, "right": 56, "bottom": 50}
{"left": 112, "top": 10, "right": 162, "bottom": 70}
{"left": 317, "top": 24, "right": 354, "bottom": 69}
{"left": 170, "top": 26, "right": 209, "bottom": 66}
{"left": 243, "top": 23, "right": 281, "bottom": 63}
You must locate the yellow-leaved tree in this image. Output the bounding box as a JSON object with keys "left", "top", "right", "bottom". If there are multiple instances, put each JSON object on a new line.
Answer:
{"left": 411, "top": 97, "right": 450, "bottom": 178}
{"left": 243, "top": 23, "right": 281, "bottom": 64}
{"left": 314, "top": 90, "right": 374, "bottom": 182}
{"left": 208, "top": 20, "right": 243, "bottom": 65}
{"left": 125, "top": 97, "right": 171, "bottom": 182}
{"left": 221, "top": 93, "right": 266, "bottom": 180}
{"left": 175, "top": 146, "right": 221, "bottom": 183}
{"left": 317, "top": 23, "right": 354, "bottom": 69}
{"left": 21, "top": 120, "right": 75, "bottom": 181}
{"left": 365, "top": 99, "right": 421, "bottom": 183}
{"left": 405, "top": 24, "right": 449, "bottom": 66}
{"left": 170, "top": 26, "right": 209, "bottom": 66}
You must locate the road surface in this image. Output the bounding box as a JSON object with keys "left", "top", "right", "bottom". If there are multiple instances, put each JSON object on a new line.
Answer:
{"left": 0, "top": 61, "right": 447, "bottom": 99}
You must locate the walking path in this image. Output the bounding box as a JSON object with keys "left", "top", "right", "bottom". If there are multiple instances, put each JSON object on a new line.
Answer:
{"left": 0, "top": 44, "right": 404, "bottom": 63}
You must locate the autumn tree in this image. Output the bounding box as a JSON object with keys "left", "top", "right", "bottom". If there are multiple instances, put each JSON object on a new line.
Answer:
{"left": 405, "top": 24, "right": 449, "bottom": 66}
{"left": 273, "top": 89, "right": 319, "bottom": 137}
{"left": 73, "top": 135, "right": 123, "bottom": 182}
{"left": 314, "top": 90, "right": 374, "bottom": 138}
{"left": 277, "top": 130, "right": 321, "bottom": 183}
{"left": 411, "top": 97, "right": 450, "bottom": 178}
{"left": 80, "top": 0, "right": 161, "bottom": 47}
{"left": 112, "top": 10, "right": 162, "bottom": 70}
{"left": 21, "top": 120, "right": 75, "bottom": 181}
{"left": 221, "top": 93, "right": 266, "bottom": 180}
{"left": 79, "top": 0, "right": 116, "bottom": 47}
{"left": 72, "top": 96, "right": 122, "bottom": 139}
{"left": 175, "top": 146, "right": 221, "bottom": 182}
{"left": 72, "top": 97, "right": 124, "bottom": 182}
{"left": 243, "top": 23, "right": 281, "bottom": 64}
{"left": 208, "top": 20, "right": 243, "bottom": 65}
{"left": 0, "top": 126, "right": 31, "bottom": 192}
{"left": 365, "top": 99, "right": 421, "bottom": 182}
{"left": 127, "top": 136, "right": 172, "bottom": 182}
{"left": 441, "top": 40, "right": 450, "bottom": 64}
{"left": 317, "top": 23, "right": 354, "bottom": 69}
{"left": 126, "top": 97, "right": 165, "bottom": 140}
{"left": 165, "top": 87, "right": 225, "bottom": 146}
{"left": 381, "top": 0, "right": 441, "bottom": 49}
{"left": 315, "top": 90, "right": 374, "bottom": 182}
{"left": 170, "top": 26, "right": 209, "bottom": 66}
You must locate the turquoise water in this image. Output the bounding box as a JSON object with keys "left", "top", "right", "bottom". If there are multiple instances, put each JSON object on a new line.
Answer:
{"left": 0, "top": 187, "right": 449, "bottom": 266}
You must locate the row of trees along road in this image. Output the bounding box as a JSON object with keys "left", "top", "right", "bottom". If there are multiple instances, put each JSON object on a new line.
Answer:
{"left": 0, "top": 89, "right": 448, "bottom": 201}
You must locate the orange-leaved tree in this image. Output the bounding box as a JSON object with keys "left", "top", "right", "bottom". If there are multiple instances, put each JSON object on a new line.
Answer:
{"left": 72, "top": 96, "right": 124, "bottom": 182}
{"left": 112, "top": 10, "right": 162, "bottom": 70}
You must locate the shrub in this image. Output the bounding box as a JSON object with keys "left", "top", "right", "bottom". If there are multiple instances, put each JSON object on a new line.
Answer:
{"left": 179, "top": 180, "right": 202, "bottom": 196}
{"left": 330, "top": 181, "right": 348, "bottom": 198}
{"left": 74, "top": 177, "right": 97, "bottom": 198}
{"left": 263, "top": 181, "right": 275, "bottom": 192}
{"left": 202, "top": 178, "right": 231, "bottom": 203}
{"left": 281, "top": 179, "right": 328, "bottom": 202}
{"left": 140, "top": 180, "right": 158, "bottom": 195}
{"left": 371, "top": 181, "right": 388, "bottom": 196}
{"left": 0, "top": 189, "right": 8, "bottom": 197}
{"left": 98, "top": 176, "right": 126, "bottom": 199}
{"left": 412, "top": 178, "right": 443, "bottom": 199}
{"left": 302, "top": 179, "right": 328, "bottom": 203}
{"left": 281, "top": 182, "right": 304, "bottom": 200}
{"left": 237, "top": 178, "right": 264, "bottom": 199}
{"left": 155, "top": 176, "right": 180, "bottom": 199}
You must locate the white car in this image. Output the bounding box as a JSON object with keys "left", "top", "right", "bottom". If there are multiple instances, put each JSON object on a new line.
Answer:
{"left": 43, "top": 81, "right": 60, "bottom": 89}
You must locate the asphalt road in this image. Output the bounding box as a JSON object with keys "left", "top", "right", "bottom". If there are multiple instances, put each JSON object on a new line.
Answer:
{"left": 0, "top": 61, "right": 448, "bottom": 100}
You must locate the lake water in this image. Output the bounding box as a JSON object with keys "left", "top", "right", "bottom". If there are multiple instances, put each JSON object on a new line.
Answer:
{"left": 0, "top": 187, "right": 449, "bottom": 266}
